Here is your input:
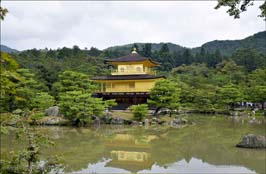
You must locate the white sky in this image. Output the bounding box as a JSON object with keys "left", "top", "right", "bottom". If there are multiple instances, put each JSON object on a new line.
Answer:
{"left": 1, "top": 1, "right": 265, "bottom": 51}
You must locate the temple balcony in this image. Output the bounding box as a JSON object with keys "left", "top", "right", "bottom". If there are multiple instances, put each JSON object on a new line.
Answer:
{"left": 111, "top": 69, "right": 155, "bottom": 75}
{"left": 95, "top": 87, "right": 151, "bottom": 93}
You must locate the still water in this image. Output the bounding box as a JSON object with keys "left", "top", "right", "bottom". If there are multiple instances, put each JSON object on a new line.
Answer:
{"left": 1, "top": 116, "right": 266, "bottom": 173}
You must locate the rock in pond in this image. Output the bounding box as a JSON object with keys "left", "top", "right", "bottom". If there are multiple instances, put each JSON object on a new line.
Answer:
{"left": 101, "top": 115, "right": 112, "bottom": 124}
{"left": 111, "top": 117, "right": 124, "bottom": 124}
{"left": 236, "top": 134, "right": 266, "bottom": 148}
{"left": 152, "top": 117, "right": 159, "bottom": 123}
{"left": 36, "top": 116, "right": 69, "bottom": 125}
{"left": 144, "top": 119, "right": 150, "bottom": 126}
{"left": 172, "top": 117, "right": 188, "bottom": 125}
{"left": 45, "top": 106, "right": 60, "bottom": 116}
{"left": 92, "top": 116, "right": 101, "bottom": 125}
{"left": 132, "top": 121, "right": 139, "bottom": 125}
{"left": 110, "top": 117, "right": 133, "bottom": 125}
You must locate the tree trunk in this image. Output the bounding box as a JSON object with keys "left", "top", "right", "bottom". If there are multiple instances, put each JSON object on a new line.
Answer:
{"left": 28, "top": 160, "right": 33, "bottom": 174}
{"left": 27, "top": 133, "right": 34, "bottom": 174}
{"left": 230, "top": 103, "right": 234, "bottom": 110}
{"left": 153, "top": 107, "right": 161, "bottom": 116}
{"left": 8, "top": 94, "right": 14, "bottom": 112}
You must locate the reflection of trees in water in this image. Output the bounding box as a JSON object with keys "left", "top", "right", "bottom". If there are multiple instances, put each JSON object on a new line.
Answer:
{"left": 3, "top": 118, "right": 264, "bottom": 173}
{"left": 44, "top": 120, "right": 265, "bottom": 173}
{"left": 41, "top": 126, "right": 166, "bottom": 173}
{"left": 42, "top": 127, "right": 107, "bottom": 172}
{"left": 150, "top": 117, "right": 265, "bottom": 173}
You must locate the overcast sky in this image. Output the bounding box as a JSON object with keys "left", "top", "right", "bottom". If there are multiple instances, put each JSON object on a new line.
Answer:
{"left": 1, "top": 1, "right": 265, "bottom": 51}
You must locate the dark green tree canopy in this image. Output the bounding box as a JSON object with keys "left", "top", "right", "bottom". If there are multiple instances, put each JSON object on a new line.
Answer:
{"left": 148, "top": 79, "right": 181, "bottom": 114}
{"left": 0, "top": 6, "right": 8, "bottom": 20}
{"left": 142, "top": 43, "right": 152, "bottom": 57}
{"left": 215, "top": 0, "right": 266, "bottom": 20}
{"left": 129, "top": 104, "right": 148, "bottom": 121}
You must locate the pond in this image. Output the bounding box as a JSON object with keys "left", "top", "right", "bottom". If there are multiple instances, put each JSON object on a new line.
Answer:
{"left": 1, "top": 116, "right": 266, "bottom": 173}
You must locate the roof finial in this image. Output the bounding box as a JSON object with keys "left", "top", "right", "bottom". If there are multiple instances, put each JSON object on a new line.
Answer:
{"left": 131, "top": 47, "right": 137, "bottom": 54}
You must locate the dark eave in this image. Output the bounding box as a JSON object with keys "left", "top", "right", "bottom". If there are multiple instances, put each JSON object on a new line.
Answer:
{"left": 104, "top": 53, "right": 160, "bottom": 65}
{"left": 92, "top": 74, "right": 165, "bottom": 81}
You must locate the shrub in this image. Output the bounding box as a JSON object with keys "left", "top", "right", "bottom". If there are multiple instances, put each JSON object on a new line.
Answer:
{"left": 129, "top": 104, "right": 148, "bottom": 121}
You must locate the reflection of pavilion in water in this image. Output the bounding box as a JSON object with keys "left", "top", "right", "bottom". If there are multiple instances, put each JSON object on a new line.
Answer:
{"left": 105, "top": 133, "right": 157, "bottom": 173}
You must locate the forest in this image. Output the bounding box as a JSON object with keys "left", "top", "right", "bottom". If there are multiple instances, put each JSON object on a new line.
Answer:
{"left": 0, "top": 2, "right": 266, "bottom": 173}
{"left": 1, "top": 32, "right": 266, "bottom": 125}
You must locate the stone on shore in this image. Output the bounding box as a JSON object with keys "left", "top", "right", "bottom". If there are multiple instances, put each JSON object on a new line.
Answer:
{"left": 236, "top": 134, "right": 266, "bottom": 148}
{"left": 111, "top": 117, "right": 124, "bottom": 124}
{"left": 45, "top": 106, "right": 60, "bottom": 116}
{"left": 144, "top": 119, "right": 150, "bottom": 126}
{"left": 36, "top": 116, "right": 69, "bottom": 125}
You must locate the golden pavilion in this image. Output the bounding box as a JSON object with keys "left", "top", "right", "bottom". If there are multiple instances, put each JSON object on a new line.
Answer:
{"left": 92, "top": 48, "right": 165, "bottom": 108}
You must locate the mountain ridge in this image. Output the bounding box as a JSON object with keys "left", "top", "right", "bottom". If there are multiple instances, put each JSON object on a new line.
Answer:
{"left": 104, "top": 31, "right": 266, "bottom": 56}
{"left": 0, "top": 45, "right": 19, "bottom": 53}
{"left": 1, "top": 30, "right": 265, "bottom": 56}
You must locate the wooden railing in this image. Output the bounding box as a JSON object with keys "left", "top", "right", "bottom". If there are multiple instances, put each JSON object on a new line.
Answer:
{"left": 111, "top": 70, "right": 155, "bottom": 75}
{"left": 95, "top": 87, "right": 151, "bottom": 93}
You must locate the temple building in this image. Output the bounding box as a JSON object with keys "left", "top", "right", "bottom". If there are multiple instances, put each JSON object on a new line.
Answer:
{"left": 92, "top": 48, "right": 165, "bottom": 108}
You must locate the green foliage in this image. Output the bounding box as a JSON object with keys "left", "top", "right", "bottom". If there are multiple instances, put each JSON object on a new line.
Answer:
{"left": 12, "top": 47, "right": 108, "bottom": 91}
{"left": 129, "top": 104, "right": 148, "bottom": 121}
{"left": 31, "top": 92, "right": 55, "bottom": 110}
{"left": 159, "top": 44, "right": 170, "bottom": 54}
{"left": 170, "top": 61, "right": 266, "bottom": 112}
{"left": 248, "top": 86, "right": 266, "bottom": 109}
{"left": 55, "top": 71, "right": 105, "bottom": 124}
{"left": 7, "top": 31, "right": 265, "bottom": 88}
{"left": 192, "top": 31, "right": 266, "bottom": 57}
{"left": 104, "top": 99, "right": 117, "bottom": 111}
{"left": 259, "top": 1, "right": 266, "bottom": 19}
{"left": 58, "top": 91, "right": 104, "bottom": 124}
{"left": 215, "top": 60, "right": 246, "bottom": 85}
{"left": 215, "top": 0, "right": 266, "bottom": 20}
{"left": 88, "top": 47, "right": 102, "bottom": 57}
{"left": 0, "top": 53, "right": 55, "bottom": 112}
{"left": 231, "top": 48, "right": 265, "bottom": 72}
{"left": 148, "top": 79, "right": 180, "bottom": 113}
{"left": 0, "top": 126, "right": 9, "bottom": 135}
{"left": 29, "top": 111, "right": 45, "bottom": 121}
{"left": 193, "top": 86, "right": 217, "bottom": 112}
{"left": 0, "top": 52, "right": 21, "bottom": 112}
{"left": 1, "top": 52, "right": 18, "bottom": 71}
{"left": 244, "top": 69, "right": 266, "bottom": 109}
{"left": 0, "top": 6, "right": 8, "bottom": 20}
{"left": 141, "top": 43, "right": 152, "bottom": 57}
{"left": 0, "top": 117, "right": 63, "bottom": 174}
{"left": 52, "top": 70, "right": 96, "bottom": 98}
{"left": 14, "top": 69, "right": 48, "bottom": 110}
{"left": 178, "top": 80, "right": 218, "bottom": 112}
{"left": 1, "top": 33, "right": 265, "bottom": 116}
{"left": 217, "top": 85, "right": 243, "bottom": 109}
{"left": 248, "top": 68, "right": 266, "bottom": 86}
{"left": 172, "top": 63, "right": 211, "bottom": 87}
